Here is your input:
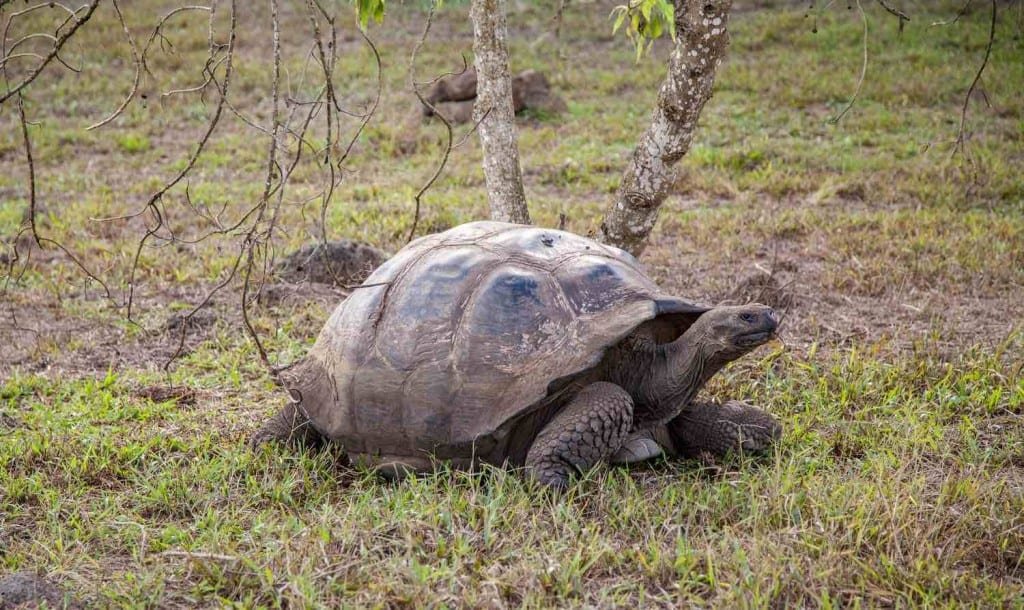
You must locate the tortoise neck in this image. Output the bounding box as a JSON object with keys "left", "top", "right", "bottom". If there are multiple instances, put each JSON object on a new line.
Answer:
{"left": 634, "top": 330, "right": 724, "bottom": 427}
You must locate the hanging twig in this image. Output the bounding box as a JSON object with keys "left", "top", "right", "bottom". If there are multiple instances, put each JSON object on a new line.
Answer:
{"left": 953, "top": 0, "right": 997, "bottom": 155}
{"left": 405, "top": 1, "right": 488, "bottom": 243}
{"left": 238, "top": 0, "right": 285, "bottom": 375}
{"left": 875, "top": 0, "right": 909, "bottom": 32}
{"left": 125, "top": 0, "right": 237, "bottom": 320}
{"left": 931, "top": 0, "right": 974, "bottom": 27}
{"left": 406, "top": 1, "right": 449, "bottom": 243}
{"left": 829, "top": 0, "right": 868, "bottom": 124}
{"left": 86, "top": 0, "right": 142, "bottom": 130}
{"left": 553, "top": 0, "right": 569, "bottom": 40}
{"left": 15, "top": 95, "right": 115, "bottom": 300}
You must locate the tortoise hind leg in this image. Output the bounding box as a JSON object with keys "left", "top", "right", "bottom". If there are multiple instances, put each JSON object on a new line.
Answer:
{"left": 525, "top": 382, "right": 633, "bottom": 489}
{"left": 251, "top": 402, "right": 326, "bottom": 448}
{"left": 666, "top": 400, "right": 781, "bottom": 458}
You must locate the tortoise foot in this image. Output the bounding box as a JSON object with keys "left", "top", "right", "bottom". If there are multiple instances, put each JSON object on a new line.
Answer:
{"left": 667, "top": 400, "right": 781, "bottom": 458}
{"left": 609, "top": 429, "right": 665, "bottom": 464}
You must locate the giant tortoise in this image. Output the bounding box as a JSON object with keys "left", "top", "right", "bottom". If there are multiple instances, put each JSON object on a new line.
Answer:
{"left": 255, "top": 221, "right": 781, "bottom": 487}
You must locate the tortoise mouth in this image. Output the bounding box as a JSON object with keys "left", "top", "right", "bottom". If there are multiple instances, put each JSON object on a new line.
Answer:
{"left": 735, "top": 330, "right": 774, "bottom": 348}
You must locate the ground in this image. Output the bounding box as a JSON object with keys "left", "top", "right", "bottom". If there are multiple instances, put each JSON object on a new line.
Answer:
{"left": 1, "top": 0, "right": 1022, "bottom": 607}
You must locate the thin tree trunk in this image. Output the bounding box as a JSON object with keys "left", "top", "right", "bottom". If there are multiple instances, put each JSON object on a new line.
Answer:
{"left": 470, "top": 0, "right": 531, "bottom": 224}
{"left": 599, "top": 0, "right": 733, "bottom": 256}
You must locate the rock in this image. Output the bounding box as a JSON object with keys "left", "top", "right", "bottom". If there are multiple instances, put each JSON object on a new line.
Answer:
{"left": 423, "top": 69, "right": 478, "bottom": 111}
{"left": 0, "top": 571, "right": 76, "bottom": 609}
{"left": 512, "top": 70, "right": 568, "bottom": 116}
{"left": 431, "top": 100, "right": 475, "bottom": 124}
{"left": 0, "top": 413, "right": 24, "bottom": 431}
{"left": 258, "top": 280, "right": 347, "bottom": 307}
{"left": 134, "top": 385, "right": 198, "bottom": 406}
{"left": 417, "top": 68, "right": 567, "bottom": 125}
{"left": 275, "top": 239, "right": 387, "bottom": 287}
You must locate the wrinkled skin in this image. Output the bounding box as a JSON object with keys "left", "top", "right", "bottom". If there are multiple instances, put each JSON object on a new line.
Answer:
{"left": 523, "top": 304, "right": 780, "bottom": 488}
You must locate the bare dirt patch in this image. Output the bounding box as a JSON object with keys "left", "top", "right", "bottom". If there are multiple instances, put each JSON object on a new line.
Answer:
{"left": 0, "top": 412, "right": 24, "bottom": 431}
{"left": 5, "top": 208, "right": 1021, "bottom": 378}
{"left": 0, "top": 277, "right": 345, "bottom": 377}
{"left": 643, "top": 211, "right": 1024, "bottom": 357}
{"left": 2, "top": 286, "right": 231, "bottom": 377}
{"left": 0, "top": 571, "right": 78, "bottom": 610}
{"left": 133, "top": 384, "right": 200, "bottom": 406}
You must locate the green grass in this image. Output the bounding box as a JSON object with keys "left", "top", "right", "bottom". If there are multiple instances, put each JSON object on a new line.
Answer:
{"left": 1, "top": 0, "right": 1022, "bottom": 607}
{"left": 1, "top": 342, "right": 1021, "bottom": 607}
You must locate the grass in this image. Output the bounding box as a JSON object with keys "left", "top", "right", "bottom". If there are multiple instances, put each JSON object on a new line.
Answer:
{"left": 1, "top": 0, "right": 1022, "bottom": 607}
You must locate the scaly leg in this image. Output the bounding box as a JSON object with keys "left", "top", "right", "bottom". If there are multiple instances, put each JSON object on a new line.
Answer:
{"left": 665, "top": 399, "right": 781, "bottom": 458}
{"left": 525, "top": 382, "right": 633, "bottom": 489}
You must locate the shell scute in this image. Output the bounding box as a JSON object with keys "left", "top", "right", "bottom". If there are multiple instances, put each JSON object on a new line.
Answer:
{"left": 377, "top": 245, "right": 500, "bottom": 371}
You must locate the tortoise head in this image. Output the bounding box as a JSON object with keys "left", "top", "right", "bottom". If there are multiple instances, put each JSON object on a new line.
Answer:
{"left": 689, "top": 304, "right": 779, "bottom": 362}
{"left": 635, "top": 303, "right": 780, "bottom": 422}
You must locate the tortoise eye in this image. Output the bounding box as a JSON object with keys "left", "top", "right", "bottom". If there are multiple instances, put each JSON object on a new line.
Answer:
{"left": 740, "top": 312, "right": 756, "bottom": 323}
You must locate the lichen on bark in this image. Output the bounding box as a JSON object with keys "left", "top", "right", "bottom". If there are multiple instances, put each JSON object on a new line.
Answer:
{"left": 599, "top": 0, "right": 733, "bottom": 256}
{"left": 470, "top": 0, "right": 531, "bottom": 225}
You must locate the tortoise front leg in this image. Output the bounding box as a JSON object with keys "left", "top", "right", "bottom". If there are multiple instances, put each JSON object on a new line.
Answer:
{"left": 665, "top": 400, "right": 781, "bottom": 458}
{"left": 525, "top": 382, "right": 633, "bottom": 489}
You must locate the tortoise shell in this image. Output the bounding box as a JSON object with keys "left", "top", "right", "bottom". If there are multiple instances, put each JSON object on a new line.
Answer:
{"left": 285, "top": 221, "right": 709, "bottom": 462}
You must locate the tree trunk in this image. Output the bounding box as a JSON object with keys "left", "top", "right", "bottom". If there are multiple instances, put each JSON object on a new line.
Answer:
{"left": 599, "top": 0, "right": 733, "bottom": 256}
{"left": 470, "top": 0, "right": 531, "bottom": 224}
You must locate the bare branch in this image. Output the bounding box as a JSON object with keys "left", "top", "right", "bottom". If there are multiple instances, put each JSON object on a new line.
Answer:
{"left": 406, "top": 1, "right": 450, "bottom": 243}
{"left": 931, "top": 0, "right": 974, "bottom": 27}
{"left": 17, "top": 96, "right": 40, "bottom": 248}
{"left": 16, "top": 95, "right": 115, "bottom": 300}
{"left": 239, "top": 0, "right": 284, "bottom": 375}
{"left": 553, "top": 0, "right": 569, "bottom": 40}
{"left": 0, "top": 0, "right": 100, "bottom": 105}
{"left": 875, "top": 0, "right": 909, "bottom": 32}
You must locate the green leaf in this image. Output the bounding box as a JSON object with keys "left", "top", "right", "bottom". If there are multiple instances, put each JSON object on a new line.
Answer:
{"left": 664, "top": 3, "right": 676, "bottom": 40}
{"left": 610, "top": 0, "right": 675, "bottom": 60}
{"left": 354, "top": 0, "right": 386, "bottom": 30}
{"left": 647, "top": 17, "right": 662, "bottom": 39}
{"left": 611, "top": 7, "right": 627, "bottom": 35}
